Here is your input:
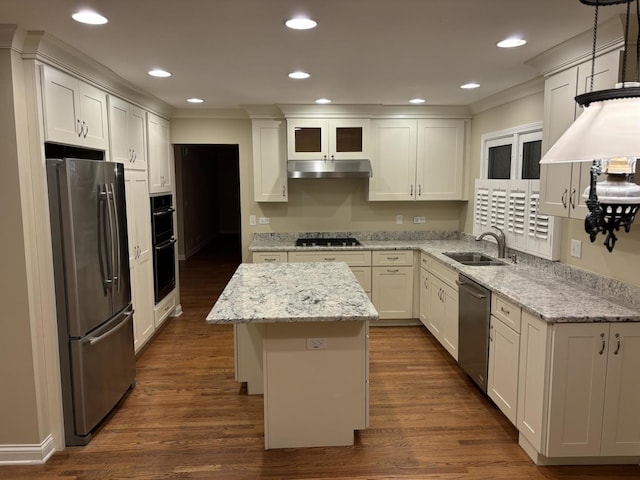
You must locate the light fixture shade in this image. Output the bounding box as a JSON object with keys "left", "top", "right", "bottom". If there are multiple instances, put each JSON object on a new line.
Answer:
{"left": 540, "top": 96, "right": 640, "bottom": 164}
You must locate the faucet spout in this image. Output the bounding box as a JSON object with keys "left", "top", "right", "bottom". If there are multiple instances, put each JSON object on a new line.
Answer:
{"left": 476, "top": 226, "right": 506, "bottom": 258}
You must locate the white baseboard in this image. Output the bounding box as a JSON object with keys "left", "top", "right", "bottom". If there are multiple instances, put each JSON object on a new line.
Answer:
{"left": 0, "top": 434, "right": 56, "bottom": 465}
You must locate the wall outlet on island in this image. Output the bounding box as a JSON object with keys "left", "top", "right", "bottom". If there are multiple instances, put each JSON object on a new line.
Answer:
{"left": 413, "top": 216, "right": 426, "bottom": 224}
{"left": 306, "top": 337, "right": 327, "bottom": 350}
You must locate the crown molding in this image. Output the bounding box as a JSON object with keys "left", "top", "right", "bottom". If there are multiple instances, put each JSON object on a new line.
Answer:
{"left": 470, "top": 77, "right": 545, "bottom": 115}
{"left": 171, "top": 108, "right": 249, "bottom": 119}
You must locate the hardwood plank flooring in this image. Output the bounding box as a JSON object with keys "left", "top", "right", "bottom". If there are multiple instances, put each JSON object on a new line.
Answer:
{"left": 2, "top": 238, "right": 639, "bottom": 479}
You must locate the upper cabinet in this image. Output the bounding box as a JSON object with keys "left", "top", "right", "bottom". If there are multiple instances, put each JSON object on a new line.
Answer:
{"left": 109, "top": 96, "right": 147, "bottom": 170}
{"left": 147, "top": 112, "right": 173, "bottom": 194}
{"left": 369, "top": 118, "right": 466, "bottom": 201}
{"left": 42, "top": 65, "right": 109, "bottom": 150}
{"left": 540, "top": 49, "right": 620, "bottom": 218}
{"left": 252, "top": 119, "right": 288, "bottom": 202}
{"left": 287, "top": 118, "right": 370, "bottom": 160}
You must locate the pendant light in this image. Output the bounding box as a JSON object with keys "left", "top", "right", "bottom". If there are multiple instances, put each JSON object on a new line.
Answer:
{"left": 540, "top": 0, "right": 640, "bottom": 252}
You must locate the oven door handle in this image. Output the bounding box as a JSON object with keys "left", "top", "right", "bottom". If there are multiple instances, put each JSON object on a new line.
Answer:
{"left": 155, "top": 238, "right": 176, "bottom": 251}
{"left": 153, "top": 208, "right": 175, "bottom": 217}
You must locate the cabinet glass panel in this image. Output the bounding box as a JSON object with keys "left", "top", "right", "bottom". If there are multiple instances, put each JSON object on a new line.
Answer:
{"left": 521, "top": 140, "right": 541, "bottom": 179}
{"left": 335, "top": 127, "right": 363, "bottom": 153}
{"left": 488, "top": 144, "right": 512, "bottom": 179}
{"left": 294, "top": 127, "right": 322, "bottom": 153}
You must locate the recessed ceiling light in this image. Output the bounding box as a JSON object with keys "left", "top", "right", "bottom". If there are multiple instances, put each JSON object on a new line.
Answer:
{"left": 288, "top": 71, "right": 310, "bottom": 79}
{"left": 497, "top": 38, "right": 527, "bottom": 48}
{"left": 187, "top": 98, "right": 204, "bottom": 104}
{"left": 460, "top": 83, "right": 480, "bottom": 89}
{"left": 315, "top": 98, "right": 331, "bottom": 104}
{"left": 148, "top": 69, "right": 172, "bottom": 78}
{"left": 410, "top": 98, "right": 426, "bottom": 104}
{"left": 285, "top": 17, "right": 317, "bottom": 30}
{"left": 72, "top": 10, "right": 108, "bottom": 25}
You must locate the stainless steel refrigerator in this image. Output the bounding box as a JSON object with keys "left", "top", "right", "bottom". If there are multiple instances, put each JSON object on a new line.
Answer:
{"left": 46, "top": 157, "right": 135, "bottom": 446}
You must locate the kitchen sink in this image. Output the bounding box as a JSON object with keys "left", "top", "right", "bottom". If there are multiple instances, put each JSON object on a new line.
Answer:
{"left": 442, "top": 251, "right": 507, "bottom": 266}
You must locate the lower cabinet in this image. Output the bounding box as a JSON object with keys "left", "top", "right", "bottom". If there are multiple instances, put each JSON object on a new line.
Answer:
{"left": 371, "top": 250, "right": 414, "bottom": 320}
{"left": 130, "top": 257, "right": 154, "bottom": 353}
{"left": 423, "top": 256, "right": 458, "bottom": 360}
{"left": 518, "top": 314, "right": 640, "bottom": 462}
{"left": 253, "top": 251, "right": 288, "bottom": 263}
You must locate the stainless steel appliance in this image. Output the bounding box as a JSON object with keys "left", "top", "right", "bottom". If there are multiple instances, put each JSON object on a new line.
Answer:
{"left": 457, "top": 274, "right": 491, "bottom": 393}
{"left": 295, "top": 237, "right": 361, "bottom": 247}
{"left": 46, "top": 157, "right": 135, "bottom": 446}
{"left": 150, "top": 194, "right": 176, "bottom": 303}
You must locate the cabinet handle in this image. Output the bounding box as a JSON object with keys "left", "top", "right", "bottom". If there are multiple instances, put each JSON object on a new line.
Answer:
{"left": 613, "top": 333, "right": 621, "bottom": 355}
{"left": 387, "top": 268, "right": 399, "bottom": 273}
{"left": 386, "top": 256, "right": 399, "bottom": 261}
{"left": 424, "top": 278, "right": 428, "bottom": 288}
{"left": 76, "top": 119, "right": 83, "bottom": 137}
{"left": 418, "top": 184, "right": 422, "bottom": 196}
{"left": 500, "top": 306, "right": 510, "bottom": 315}
{"left": 282, "top": 185, "right": 286, "bottom": 197}
{"left": 489, "top": 324, "right": 493, "bottom": 342}
{"left": 561, "top": 189, "right": 568, "bottom": 209}
{"left": 598, "top": 332, "right": 606, "bottom": 355}
{"left": 410, "top": 184, "right": 414, "bottom": 196}
{"left": 323, "top": 257, "right": 336, "bottom": 261}
{"left": 569, "top": 188, "right": 576, "bottom": 209}
{"left": 330, "top": 154, "right": 335, "bottom": 161}
{"left": 132, "top": 149, "right": 137, "bottom": 162}
{"left": 323, "top": 155, "right": 327, "bottom": 161}
{"left": 82, "top": 121, "right": 88, "bottom": 138}
{"left": 264, "top": 258, "right": 276, "bottom": 262}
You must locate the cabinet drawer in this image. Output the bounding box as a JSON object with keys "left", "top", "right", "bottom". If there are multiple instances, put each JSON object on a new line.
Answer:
{"left": 154, "top": 290, "right": 176, "bottom": 328}
{"left": 420, "top": 252, "right": 430, "bottom": 271}
{"left": 491, "top": 294, "right": 522, "bottom": 333}
{"left": 372, "top": 250, "right": 413, "bottom": 266}
{"left": 428, "top": 258, "right": 457, "bottom": 289}
{"left": 253, "top": 252, "right": 287, "bottom": 263}
{"left": 289, "top": 250, "right": 371, "bottom": 267}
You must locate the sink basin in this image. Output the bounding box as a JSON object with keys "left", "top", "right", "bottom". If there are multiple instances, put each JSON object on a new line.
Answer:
{"left": 443, "top": 251, "right": 506, "bottom": 266}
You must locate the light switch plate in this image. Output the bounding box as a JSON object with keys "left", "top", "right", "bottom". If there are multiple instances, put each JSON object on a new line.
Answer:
{"left": 570, "top": 239, "right": 582, "bottom": 258}
{"left": 396, "top": 215, "right": 403, "bottom": 225}
{"left": 249, "top": 215, "right": 256, "bottom": 226}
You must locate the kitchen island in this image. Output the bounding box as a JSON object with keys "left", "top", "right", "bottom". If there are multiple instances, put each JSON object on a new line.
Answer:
{"left": 207, "top": 262, "right": 378, "bottom": 449}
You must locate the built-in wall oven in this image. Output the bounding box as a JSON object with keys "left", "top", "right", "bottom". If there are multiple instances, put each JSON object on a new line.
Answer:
{"left": 150, "top": 195, "right": 176, "bottom": 303}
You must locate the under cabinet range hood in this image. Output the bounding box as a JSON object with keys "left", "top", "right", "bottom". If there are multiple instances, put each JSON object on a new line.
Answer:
{"left": 287, "top": 159, "right": 373, "bottom": 179}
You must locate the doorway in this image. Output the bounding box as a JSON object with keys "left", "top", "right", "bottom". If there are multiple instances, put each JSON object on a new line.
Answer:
{"left": 174, "top": 144, "right": 241, "bottom": 263}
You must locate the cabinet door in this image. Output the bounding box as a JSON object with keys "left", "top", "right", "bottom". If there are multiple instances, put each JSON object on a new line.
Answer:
{"left": 253, "top": 120, "right": 288, "bottom": 202}
{"left": 426, "top": 275, "right": 445, "bottom": 340}
{"left": 147, "top": 113, "right": 172, "bottom": 194}
{"left": 78, "top": 82, "right": 109, "bottom": 150}
{"left": 329, "top": 119, "right": 369, "bottom": 160}
{"left": 546, "top": 323, "right": 608, "bottom": 457}
{"left": 419, "top": 267, "right": 430, "bottom": 328}
{"left": 129, "top": 105, "right": 148, "bottom": 170}
{"left": 601, "top": 323, "right": 640, "bottom": 456}
{"left": 517, "top": 311, "right": 550, "bottom": 452}
{"left": 368, "top": 119, "right": 417, "bottom": 201}
{"left": 287, "top": 119, "right": 328, "bottom": 160}
{"left": 441, "top": 283, "right": 458, "bottom": 360}
{"left": 371, "top": 266, "right": 413, "bottom": 319}
{"left": 42, "top": 66, "right": 81, "bottom": 145}
{"left": 109, "top": 96, "right": 131, "bottom": 165}
{"left": 540, "top": 68, "right": 577, "bottom": 217}
{"left": 488, "top": 316, "right": 520, "bottom": 425}
{"left": 131, "top": 256, "right": 155, "bottom": 353}
{"left": 416, "top": 119, "right": 465, "bottom": 200}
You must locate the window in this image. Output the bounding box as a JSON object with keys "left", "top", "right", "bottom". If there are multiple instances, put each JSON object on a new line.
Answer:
{"left": 481, "top": 122, "right": 542, "bottom": 180}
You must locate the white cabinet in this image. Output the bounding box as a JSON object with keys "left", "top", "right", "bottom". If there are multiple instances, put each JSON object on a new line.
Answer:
{"left": 371, "top": 251, "right": 414, "bottom": 320}
{"left": 287, "top": 118, "right": 370, "bottom": 161}
{"left": 488, "top": 294, "right": 522, "bottom": 425}
{"left": 369, "top": 118, "right": 466, "bottom": 201}
{"left": 147, "top": 112, "right": 173, "bottom": 194}
{"left": 252, "top": 119, "right": 287, "bottom": 202}
{"left": 517, "top": 314, "right": 640, "bottom": 461}
{"left": 419, "top": 254, "right": 430, "bottom": 328}
{"left": 540, "top": 50, "right": 620, "bottom": 218}
{"left": 109, "top": 96, "right": 147, "bottom": 170}
{"left": 422, "top": 257, "right": 458, "bottom": 359}
{"left": 42, "top": 65, "right": 109, "bottom": 150}
{"left": 123, "top": 170, "right": 155, "bottom": 352}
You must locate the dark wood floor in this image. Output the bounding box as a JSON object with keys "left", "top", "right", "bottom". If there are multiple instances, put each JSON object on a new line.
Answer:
{"left": 2, "top": 237, "right": 639, "bottom": 479}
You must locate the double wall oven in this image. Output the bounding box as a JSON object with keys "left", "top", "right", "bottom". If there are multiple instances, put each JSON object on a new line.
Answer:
{"left": 150, "top": 195, "right": 176, "bottom": 303}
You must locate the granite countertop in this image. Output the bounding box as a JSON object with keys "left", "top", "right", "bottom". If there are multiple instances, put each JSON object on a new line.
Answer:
{"left": 206, "top": 262, "right": 379, "bottom": 324}
{"left": 249, "top": 235, "right": 640, "bottom": 323}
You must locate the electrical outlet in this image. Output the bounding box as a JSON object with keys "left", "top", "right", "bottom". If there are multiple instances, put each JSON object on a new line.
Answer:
{"left": 413, "top": 216, "right": 426, "bottom": 224}
{"left": 306, "top": 337, "right": 327, "bottom": 350}
{"left": 249, "top": 215, "right": 256, "bottom": 226}
{"left": 258, "top": 216, "right": 270, "bottom": 225}
{"left": 396, "top": 214, "right": 403, "bottom": 225}
{"left": 570, "top": 239, "right": 582, "bottom": 258}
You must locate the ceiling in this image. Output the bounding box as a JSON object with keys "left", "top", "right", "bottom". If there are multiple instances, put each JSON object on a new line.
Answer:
{"left": 0, "top": 0, "right": 628, "bottom": 110}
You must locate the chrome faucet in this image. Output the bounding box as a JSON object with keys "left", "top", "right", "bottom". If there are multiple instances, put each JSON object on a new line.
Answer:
{"left": 476, "top": 226, "right": 506, "bottom": 258}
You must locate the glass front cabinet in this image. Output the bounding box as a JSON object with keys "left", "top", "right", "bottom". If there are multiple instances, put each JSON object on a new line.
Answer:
{"left": 286, "top": 118, "right": 370, "bottom": 160}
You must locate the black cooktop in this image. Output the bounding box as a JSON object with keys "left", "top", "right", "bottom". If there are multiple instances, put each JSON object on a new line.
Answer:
{"left": 295, "top": 237, "right": 362, "bottom": 247}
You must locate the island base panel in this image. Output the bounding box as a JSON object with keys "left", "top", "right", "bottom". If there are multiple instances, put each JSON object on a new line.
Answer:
{"left": 234, "top": 323, "right": 264, "bottom": 395}
{"left": 263, "top": 321, "right": 368, "bottom": 449}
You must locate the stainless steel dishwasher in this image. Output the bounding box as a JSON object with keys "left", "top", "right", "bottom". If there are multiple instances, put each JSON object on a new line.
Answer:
{"left": 457, "top": 274, "right": 491, "bottom": 393}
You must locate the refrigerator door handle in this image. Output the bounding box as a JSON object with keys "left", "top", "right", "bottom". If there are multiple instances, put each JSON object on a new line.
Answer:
{"left": 108, "top": 182, "right": 122, "bottom": 292}
{"left": 105, "top": 183, "right": 117, "bottom": 290}
{"left": 99, "top": 185, "right": 113, "bottom": 289}
{"left": 88, "top": 309, "right": 134, "bottom": 345}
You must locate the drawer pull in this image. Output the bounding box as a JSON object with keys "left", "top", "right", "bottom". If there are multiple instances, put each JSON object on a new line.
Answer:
{"left": 599, "top": 333, "right": 606, "bottom": 355}
{"left": 323, "top": 257, "right": 336, "bottom": 261}
{"left": 264, "top": 258, "right": 276, "bottom": 262}
{"left": 386, "top": 256, "right": 399, "bottom": 261}
{"left": 387, "top": 268, "right": 399, "bottom": 273}
{"left": 613, "top": 333, "right": 621, "bottom": 355}
{"left": 500, "top": 306, "right": 510, "bottom": 315}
